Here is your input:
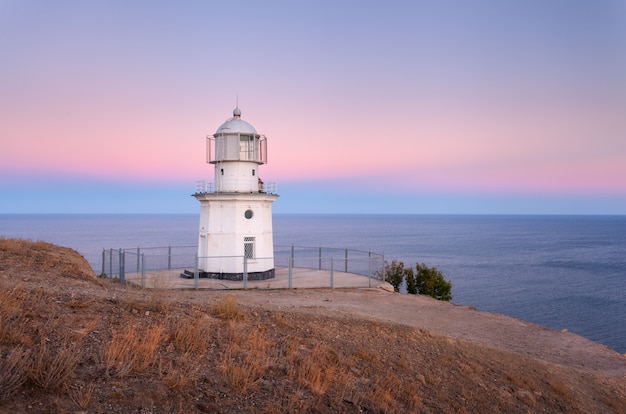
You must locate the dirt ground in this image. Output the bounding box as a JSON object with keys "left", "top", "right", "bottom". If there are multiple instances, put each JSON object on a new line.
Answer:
{"left": 1, "top": 239, "right": 625, "bottom": 413}
{"left": 230, "top": 287, "right": 626, "bottom": 376}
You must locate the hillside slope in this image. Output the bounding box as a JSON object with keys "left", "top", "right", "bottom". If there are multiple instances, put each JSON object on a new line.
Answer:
{"left": 1, "top": 238, "right": 624, "bottom": 413}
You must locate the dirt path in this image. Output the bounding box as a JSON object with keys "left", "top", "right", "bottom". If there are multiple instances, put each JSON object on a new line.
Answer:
{"left": 226, "top": 287, "right": 626, "bottom": 377}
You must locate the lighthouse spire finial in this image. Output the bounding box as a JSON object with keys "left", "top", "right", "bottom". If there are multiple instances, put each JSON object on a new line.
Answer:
{"left": 233, "top": 93, "right": 241, "bottom": 118}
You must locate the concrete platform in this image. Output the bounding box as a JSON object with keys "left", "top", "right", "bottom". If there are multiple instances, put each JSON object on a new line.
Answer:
{"left": 124, "top": 266, "right": 389, "bottom": 290}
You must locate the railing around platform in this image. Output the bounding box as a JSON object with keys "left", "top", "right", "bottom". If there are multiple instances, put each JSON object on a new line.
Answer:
{"left": 195, "top": 180, "right": 278, "bottom": 195}
{"left": 101, "top": 245, "right": 385, "bottom": 290}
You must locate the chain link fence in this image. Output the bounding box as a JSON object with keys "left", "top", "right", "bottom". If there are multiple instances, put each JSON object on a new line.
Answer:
{"left": 101, "top": 245, "right": 385, "bottom": 290}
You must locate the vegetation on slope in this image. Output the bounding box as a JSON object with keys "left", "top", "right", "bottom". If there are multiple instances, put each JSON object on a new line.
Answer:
{"left": 384, "top": 259, "right": 453, "bottom": 301}
{"left": 0, "top": 238, "right": 624, "bottom": 413}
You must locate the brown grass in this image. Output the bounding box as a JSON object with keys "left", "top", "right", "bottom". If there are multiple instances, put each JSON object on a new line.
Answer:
{"left": 161, "top": 355, "right": 203, "bottom": 391}
{"left": 548, "top": 376, "right": 572, "bottom": 398}
{"left": 0, "top": 237, "right": 99, "bottom": 284}
{"left": 103, "top": 324, "right": 165, "bottom": 377}
{"left": 30, "top": 341, "right": 81, "bottom": 389}
{"left": 0, "top": 282, "right": 30, "bottom": 345}
{"left": 291, "top": 343, "right": 341, "bottom": 395}
{"left": 0, "top": 238, "right": 624, "bottom": 414}
{"left": 210, "top": 294, "right": 245, "bottom": 320}
{"left": 145, "top": 274, "right": 175, "bottom": 312}
{"left": 167, "top": 312, "right": 212, "bottom": 355}
{"left": 69, "top": 382, "right": 96, "bottom": 409}
{"left": 507, "top": 372, "right": 539, "bottom": 390}
{"left": 218, "top": 324, "right": 272, "bottom": 393}
{"left": 0, "top": 347, "right": 31, "bottom": 400}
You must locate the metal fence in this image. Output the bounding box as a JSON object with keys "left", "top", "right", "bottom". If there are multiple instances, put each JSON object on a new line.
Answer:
{"left": 274, "top": 244, "right": 384, "bottom": 278}
{"left": 101, "top": 244, "right": 385, "bottom": 290}
{"left": 101, "top": 245, "right": 197, "bottom": 279}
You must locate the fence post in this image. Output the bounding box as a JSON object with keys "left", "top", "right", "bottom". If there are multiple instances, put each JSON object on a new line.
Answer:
{"left": 243, "top": 256, "right": 248, "bottom": 290}
{"left": 344, "top": 248, "right": 348, "bottom": 273}
{"left": 168, "top": 245, "right": 172, "bottom": 270}
{"left": 109, "top": 249, "right": 113, "bottom": 278}
{"left": 288, "top": 256, "right": 293, "bottom": 289}
{"left": 330, "top": 257, "right": 334, "bottom": 289}
{"left": 291, "top": 244, "right": 295, "bottom": 268}
{"left": 119, "top": 249, "right": 125, "bottom": 283}
{"left": 141, "top": 253, "right": 145, "bottom": 289}
{"left": 368, "top": 250, "right": 372, "bottom": 287}
{"left": 101, "top": 249, "right": 105, "bottom": 277}
{"left": 194, "top": 255, "right": 199, "bottom": 291}
{"left": 319, "top": 246, "right": 322, "bottom": 270}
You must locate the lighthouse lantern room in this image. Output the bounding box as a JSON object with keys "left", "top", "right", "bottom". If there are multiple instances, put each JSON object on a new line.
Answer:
{"left": 194, "top": 108, "right": 278, "bottom": 280}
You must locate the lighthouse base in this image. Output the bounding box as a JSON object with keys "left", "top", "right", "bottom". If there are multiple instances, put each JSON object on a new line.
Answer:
{"left": 180, "top": 268, "right": 275, "bottom": 281}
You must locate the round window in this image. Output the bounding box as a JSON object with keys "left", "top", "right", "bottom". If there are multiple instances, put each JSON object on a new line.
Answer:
{"left": 244, "top": 209, "right": 254, "bottom": 219}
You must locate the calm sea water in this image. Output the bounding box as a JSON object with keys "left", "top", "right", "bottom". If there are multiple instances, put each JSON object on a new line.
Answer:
{"left": 1, "top": 214, "right": 624, "bottom": 354}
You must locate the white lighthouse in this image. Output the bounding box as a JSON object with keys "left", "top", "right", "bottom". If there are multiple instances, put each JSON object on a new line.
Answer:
{"left": 193, "top": 107, "right": 278, "bottom": 280}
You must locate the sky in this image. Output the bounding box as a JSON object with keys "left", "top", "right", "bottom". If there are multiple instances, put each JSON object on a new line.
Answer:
{"left": 1, "top": 0, "right": 625, "bottom": 214}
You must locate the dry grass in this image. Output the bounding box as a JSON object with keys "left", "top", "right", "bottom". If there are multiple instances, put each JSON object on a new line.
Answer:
{"left": 145, "top": 273, "right": 175, "bottom": 312}
{"left": 210, "top": 294, "right": 245, "bottom": 320}
{"left": 167, "top": 312, "right": 212, "bottom": 354}
{"left": 291, "top": 343, "right": 341, "bottom": 395}
{"left": 507, "top": 372, "right": 539, "bottom": 390}
{"left": 110, "top": 283, "right": 173, "bottom": 314}
{"left": 1, "top": 238, "right": 624, "bottom": 413}
{"left": 161, "top": 355, "right": 202, "bottom": 391}
{"left": 69, "top": 382, "right": 96, "bottom": 409}
{"left": 548, "top": 376, "right": 572, "bottom": 398}
{"left": 0, "top": 347, "right": 31, "bottom": 400}
{"left": 103, "top": 324, "right": 165, "bottom": 377}
{"left": 0, "top": 282, "right": 30, "bottom": 345}
{"left": 218, "top": 324, "right": 272, "bottom": 393}
{"left": 30, "top": 341, "right": 81, "bottom": 389}
{"left": 0, "top": 237, "right": 99, "bottom": 284}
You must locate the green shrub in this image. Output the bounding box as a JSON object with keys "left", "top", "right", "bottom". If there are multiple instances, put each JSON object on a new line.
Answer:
{"left": 414, "top": 263, "right": 452, "bottom": 301}
{"left": 383, "top": 260, "right": 452, "bottom": 301}
{"left": 384, "top": 260, "right": 408, "bottom": 292}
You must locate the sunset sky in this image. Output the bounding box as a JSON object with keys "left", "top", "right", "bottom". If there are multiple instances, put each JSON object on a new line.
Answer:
{"left": 1, "top": 0, "right": 625, "bottom": 214}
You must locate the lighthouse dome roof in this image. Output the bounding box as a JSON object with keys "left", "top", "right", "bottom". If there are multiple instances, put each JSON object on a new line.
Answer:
{"left": 215, "top": 107, "right": 258, "bottom": 135}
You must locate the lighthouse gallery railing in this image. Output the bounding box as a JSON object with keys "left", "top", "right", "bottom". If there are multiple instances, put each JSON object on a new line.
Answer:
{"left": 195, "top": 180, "right": 278, "bottom": 195}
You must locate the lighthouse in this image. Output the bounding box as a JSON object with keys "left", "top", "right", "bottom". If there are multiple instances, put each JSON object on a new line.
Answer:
{"left": 193, "top": 107, "right": 278, "bottom": 280}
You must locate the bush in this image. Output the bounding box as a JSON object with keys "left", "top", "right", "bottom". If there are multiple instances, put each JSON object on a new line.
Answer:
{"left": 414, "top": 263, "right": 452, "bottom": 301}
{"left": 383, "top": 260, "right": 452, "bottom": 301}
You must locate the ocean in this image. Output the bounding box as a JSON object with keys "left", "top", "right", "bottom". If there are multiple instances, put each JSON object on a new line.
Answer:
{"left": 1, "top": 214, "right": 624, "bottom": 354}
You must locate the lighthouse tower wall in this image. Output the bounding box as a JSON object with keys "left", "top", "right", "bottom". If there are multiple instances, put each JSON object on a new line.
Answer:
{"left": 194, "top": 107, "right": 278, "bottom": 281}
{"left": 196, "top": 193, "right": 277, "bottom": 279}
{"left": 214, "top": 160, "right": 259, "bottom": 193}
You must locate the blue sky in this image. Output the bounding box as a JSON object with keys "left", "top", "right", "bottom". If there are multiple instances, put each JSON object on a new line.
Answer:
{"left": 1, "top": 0, "right": 625, "bottom": 214}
